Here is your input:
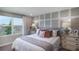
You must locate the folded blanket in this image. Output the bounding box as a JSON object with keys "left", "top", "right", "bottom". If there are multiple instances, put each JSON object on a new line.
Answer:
{"left": 20, "top": 36, "right": 53, "bottom": 51}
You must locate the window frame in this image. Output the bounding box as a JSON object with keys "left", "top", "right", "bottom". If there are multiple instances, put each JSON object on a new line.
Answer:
{"left": 0, "top": 16, "right": 23, "bottom": 36}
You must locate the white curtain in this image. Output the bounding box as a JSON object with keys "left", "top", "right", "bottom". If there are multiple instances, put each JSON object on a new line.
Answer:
{"left": 22, "top": 16, "right": 33, "bottom": 35}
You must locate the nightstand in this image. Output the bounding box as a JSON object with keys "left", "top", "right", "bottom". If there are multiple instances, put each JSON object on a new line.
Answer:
{"left": 61, "top": 34, "right": 79, "bottom": 51}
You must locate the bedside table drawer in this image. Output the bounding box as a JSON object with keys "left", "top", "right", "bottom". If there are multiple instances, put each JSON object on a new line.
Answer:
{"left": 66, "top": 37, "right": 79, "bottom": 42}
{"left": 62, "top": 40, "right": 77, "bottom": 50}
{"left": 66, "top": 40, "right": 79, "bottom": 46}
{"left": 65, "top": 44, "right": 77, "bottom": 50}
{"left": 62, "top": 40, "right": 66, "bottom": 48}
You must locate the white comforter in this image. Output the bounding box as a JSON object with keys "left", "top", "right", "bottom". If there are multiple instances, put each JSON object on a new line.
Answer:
{"left": 12, "top": 34, "right": 60, "bottom": 51}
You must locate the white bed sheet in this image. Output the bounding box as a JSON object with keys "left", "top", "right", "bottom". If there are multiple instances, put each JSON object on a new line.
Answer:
{"left": 12, "top": 34, "right": 60, "bottom": 51}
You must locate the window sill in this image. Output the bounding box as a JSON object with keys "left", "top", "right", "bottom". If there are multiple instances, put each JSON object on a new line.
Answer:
{"left": 0, "top": 33, "right": 22, "bottom": 37}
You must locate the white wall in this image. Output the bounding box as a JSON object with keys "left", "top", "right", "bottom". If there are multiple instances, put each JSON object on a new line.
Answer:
{"left": 0, "top": 34, "right": 21, "bottom": 47}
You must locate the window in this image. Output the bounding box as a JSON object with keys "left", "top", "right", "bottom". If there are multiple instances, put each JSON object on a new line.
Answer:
{"left": 45, "top": 20, "right": 50, "bottom": 27}
{"left": 0, "top": 16, "right": 23, "bottom": 36}
{"left": 13, "top": 18, "right": 23, "bottom": 34}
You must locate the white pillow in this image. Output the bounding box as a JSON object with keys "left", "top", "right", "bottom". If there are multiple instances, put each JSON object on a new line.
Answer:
{"left": 53, "top": 30, "right": 58, "bottom": 37}
{"left": 39, "top": 31, "right": 45, "bottom": 38}
{"left": 36, "top": 29, "right": 40, "bottom": 35}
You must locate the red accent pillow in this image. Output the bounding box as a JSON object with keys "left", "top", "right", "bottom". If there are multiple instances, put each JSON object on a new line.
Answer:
{"left": 44, "top": 31, "right": 53, "bottom": 38}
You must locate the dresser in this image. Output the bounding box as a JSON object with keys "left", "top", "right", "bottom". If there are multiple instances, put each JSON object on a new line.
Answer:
{"left": 61, "top": 34, "right": 79, "bottom": 51}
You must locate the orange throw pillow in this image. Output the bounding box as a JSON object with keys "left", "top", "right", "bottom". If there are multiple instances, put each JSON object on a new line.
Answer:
{"left": 44, "top": 31, "right": 52, "bottom": 38}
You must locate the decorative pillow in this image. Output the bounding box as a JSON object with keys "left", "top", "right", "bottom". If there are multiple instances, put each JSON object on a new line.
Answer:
{"left": 36, "top": 29, "right": 40, "bottom": 35}
{"left": 44, "top": 31, "right": 52, "bottom": 38}
{"left": 53, "top": 30, "right": 58, "bottom": 37}
{"left": 39, "top": 30, "right": 45, "bottom": 37}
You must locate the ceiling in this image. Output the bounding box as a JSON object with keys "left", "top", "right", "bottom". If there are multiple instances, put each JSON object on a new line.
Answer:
{"left": 0, "top": 7, "right": 73, "bottom": 17}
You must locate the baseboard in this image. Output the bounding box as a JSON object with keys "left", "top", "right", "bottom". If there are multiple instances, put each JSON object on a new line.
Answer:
{"left": 0, "top": 42, "right": 12, "bottom": 47}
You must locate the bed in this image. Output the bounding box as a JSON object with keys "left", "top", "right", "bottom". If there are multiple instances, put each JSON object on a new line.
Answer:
{"left": 12, "top": 33, "right": 60, "bottom": 51}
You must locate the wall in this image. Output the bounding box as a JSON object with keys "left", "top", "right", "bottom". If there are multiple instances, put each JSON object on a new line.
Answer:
{"left": 0, "top": 34, "right": 22, "bottom": 47}
{"left": 71, "top": 8, "right": 79, "bottom": 29}
{"left": 71, "top": 18, "right": 79, "bottom": 29}
{"left": 0, "top": 11, "right": 22, "bottom": 18}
